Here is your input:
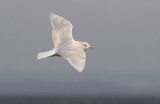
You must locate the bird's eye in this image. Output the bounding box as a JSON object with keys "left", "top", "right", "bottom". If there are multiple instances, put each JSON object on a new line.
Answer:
{"left": 84, "top": 44, "right": 87, "bottom": 47}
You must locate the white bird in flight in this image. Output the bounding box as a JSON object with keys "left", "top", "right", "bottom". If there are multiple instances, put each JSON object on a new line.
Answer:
{"left": 37, "top": 13, "right": 93, "bottom": 72}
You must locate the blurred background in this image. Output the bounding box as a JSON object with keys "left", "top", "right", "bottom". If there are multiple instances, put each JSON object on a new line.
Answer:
{"left": 0, "top": 0, "right": 160, "bottom": 103}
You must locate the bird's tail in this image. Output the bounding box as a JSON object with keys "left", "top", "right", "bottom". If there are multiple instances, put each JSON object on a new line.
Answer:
{"left": 37, "top": 49, "right": 55, "bottom": 60}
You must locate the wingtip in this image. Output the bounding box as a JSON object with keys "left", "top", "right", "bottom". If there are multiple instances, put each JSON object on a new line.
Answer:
{"left": 76, "top": 67, "right": 84, "bottom": 72}
{"left": 50, "top": 13, "right": 54, "bottom": 16}
{"left": 78, "top": 70, "right": 83, "bottom": 72}
{"left": 50, "top": 13, "right": 59, "bottom": 18}
{"left": 50, "top": 13, "right": 55, "bottom": 18}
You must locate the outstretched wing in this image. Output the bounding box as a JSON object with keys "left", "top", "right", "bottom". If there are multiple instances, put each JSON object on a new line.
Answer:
{"left": 67, "top": 50, "right": 86, "bottom": 72}
{"left": 58, "top": 44, "right": 86, "bottom": 72}
{"left": 50, "top": 13, "right": 74, "bottom": 48}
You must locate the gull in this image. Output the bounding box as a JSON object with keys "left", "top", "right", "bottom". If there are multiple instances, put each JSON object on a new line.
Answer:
{"left": 37, "top": 13, "right": 93, "bottom": 72}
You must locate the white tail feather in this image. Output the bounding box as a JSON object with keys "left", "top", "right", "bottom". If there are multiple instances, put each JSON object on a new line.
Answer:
{"left": 37, "top": 50, "right": 55, "bottom": 60}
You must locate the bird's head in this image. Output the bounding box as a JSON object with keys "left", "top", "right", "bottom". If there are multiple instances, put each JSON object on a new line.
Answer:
{"left": 74, "top": 41, "right": 94, "bottom": 50}
{"left": 81, "top": 42, "right": 94, "bottom": 50}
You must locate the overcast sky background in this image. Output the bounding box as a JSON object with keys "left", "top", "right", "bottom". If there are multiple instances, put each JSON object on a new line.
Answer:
{"left": 0, "top": 0, "right": 160, "bottom": 96}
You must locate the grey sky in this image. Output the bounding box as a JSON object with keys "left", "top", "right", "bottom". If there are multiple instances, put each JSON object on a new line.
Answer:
{"left": 0, "top": 0, "right": 160, "bottom": 95}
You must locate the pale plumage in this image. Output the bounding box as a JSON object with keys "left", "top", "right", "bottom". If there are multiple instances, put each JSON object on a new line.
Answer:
{"left": 37, "top": 13, "right": 93, "bottom": 72}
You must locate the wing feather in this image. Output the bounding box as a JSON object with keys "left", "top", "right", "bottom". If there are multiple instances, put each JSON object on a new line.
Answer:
{"left": 58, "top": 44, "right": 86, "bottom": 72}
{"left": 67, "top": 51, "right": 86, "bottom": 72}
{"left": 50, "top": 13, "right": 74, "bottom": 47}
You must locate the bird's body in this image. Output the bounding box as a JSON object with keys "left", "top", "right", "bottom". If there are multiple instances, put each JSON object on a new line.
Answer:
{"left": 37, "top": 13, "right": 93, "bottom": 72}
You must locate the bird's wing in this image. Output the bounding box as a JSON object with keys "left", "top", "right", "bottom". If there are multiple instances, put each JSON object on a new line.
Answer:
{"left": 58, "top": 44, "right": 86, "bottom": 72}
{"left": 50, "top": 13, "right": 74, "bottom": 48}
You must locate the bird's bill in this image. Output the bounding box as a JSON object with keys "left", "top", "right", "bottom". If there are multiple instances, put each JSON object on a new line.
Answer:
{"left": 89, "top": 46, "right": 94, "bottom": 49}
